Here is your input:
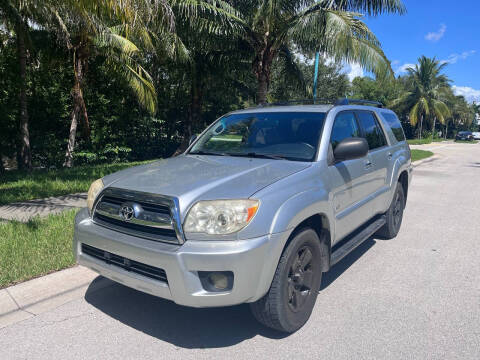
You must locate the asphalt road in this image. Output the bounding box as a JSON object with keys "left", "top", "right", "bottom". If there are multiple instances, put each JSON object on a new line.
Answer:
{"left": 1, "top": 143, "right": 479, "bottom": 359}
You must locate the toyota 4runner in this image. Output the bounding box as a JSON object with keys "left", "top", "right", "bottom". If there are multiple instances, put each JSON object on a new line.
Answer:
{"left": 74, "top": 99, "right": 412, "bottom": 333}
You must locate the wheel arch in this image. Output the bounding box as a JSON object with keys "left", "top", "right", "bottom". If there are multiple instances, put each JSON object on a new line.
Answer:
{"left": 398, "top": 170, "right": 409, "bottom": 203}
{"left": 282, "top": 213, "right": 332, "bottom": 273}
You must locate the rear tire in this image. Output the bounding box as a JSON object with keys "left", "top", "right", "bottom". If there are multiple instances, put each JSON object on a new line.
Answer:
{"left": 376, "top": 182, "right": 405, "bottom": 239}
{"left": 250, "top": 228, "right": 323, "bottom": 333}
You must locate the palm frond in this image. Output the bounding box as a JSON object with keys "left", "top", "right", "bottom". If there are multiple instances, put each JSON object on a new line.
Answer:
{"left": 409, "top": 102, "right": 419, "bottom": 126}
{"left": 326, "top": 0, "right": 406, "bottom": 16}
{"left": 123, "top": 63, "right": 158, "bottom": 115}
{"left": 94, "top": 28, "right": 139, "bottom": 55}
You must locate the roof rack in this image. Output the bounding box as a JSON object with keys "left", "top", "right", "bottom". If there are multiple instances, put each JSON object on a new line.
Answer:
{"left": 334, "top": 98, "right": 383, "bottom": 108}
{"left": 258, "top": 99, "right": 336, "bottom": 107}
{"left": 255, "top": 98, "right": 383, "bottom": 108}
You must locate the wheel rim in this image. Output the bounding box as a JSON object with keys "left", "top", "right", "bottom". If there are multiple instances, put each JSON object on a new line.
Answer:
{"left": 287, "top": 246, "right": 314, "bottom": 312}
{"left": 392, "top": 190, "right": 403, "bottom": 229}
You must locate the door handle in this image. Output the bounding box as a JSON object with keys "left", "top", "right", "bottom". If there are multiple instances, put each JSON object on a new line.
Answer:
{"left": 364, "top": 160, "right": 372, "bottom": 169}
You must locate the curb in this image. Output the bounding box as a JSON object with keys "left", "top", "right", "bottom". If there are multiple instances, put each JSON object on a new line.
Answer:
{"left": 0, "top": 265, "right": 110, "bottom": 329}
{"left": 412, "top": 154, "right": 440, "bottom": 168}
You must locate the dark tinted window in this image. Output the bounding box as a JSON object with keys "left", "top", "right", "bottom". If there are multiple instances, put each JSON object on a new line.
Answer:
{"left": 357, "top": 112, "right": 387, "bottom": 150}
{"left": 330, "top": 112, "right": 360, "bottom": 150}
{"left": 382, "top": 112, "right": 406, "bottom": 142}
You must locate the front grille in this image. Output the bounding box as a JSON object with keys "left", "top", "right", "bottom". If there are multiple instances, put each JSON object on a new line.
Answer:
{"left": 95, "top": 213, "right": 177, "bottom": 238}
{"left": 82, "top": 243, "right": 168, "bottom": 283}
{"left": 101, "top": 195, "right": 171, "bottom": 215}
{"left": 92, "top": 188, "right": 183, "bottom": 244}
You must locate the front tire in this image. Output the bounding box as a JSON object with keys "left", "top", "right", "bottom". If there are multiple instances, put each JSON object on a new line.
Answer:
{"left": 376, "top": 182, "right": 405, "bottom": 239}
{"left": 250, "top": 228, "right": 323, "bottom": 333}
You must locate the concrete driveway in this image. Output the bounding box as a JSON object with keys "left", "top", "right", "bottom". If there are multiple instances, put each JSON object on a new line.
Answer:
{"left": 1, "top": 143, "right": 479, "bottom": 359}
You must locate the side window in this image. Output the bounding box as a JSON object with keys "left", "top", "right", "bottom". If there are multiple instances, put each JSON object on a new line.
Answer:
{"left": 330, "top": 112, "right": 360, "bottom": 150}
{"left": 357, "top": 112, "right": 387, "bottom": 150}
{"left": 381, "top": 112, "right": 406, "bottom": 142}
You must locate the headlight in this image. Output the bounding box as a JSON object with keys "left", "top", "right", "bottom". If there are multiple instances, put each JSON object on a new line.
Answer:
{"left": 184, "top": 199, "right": 259, "bottom": 235}
{"left": 87, "top": 178, "right": 104, "bottom": 214}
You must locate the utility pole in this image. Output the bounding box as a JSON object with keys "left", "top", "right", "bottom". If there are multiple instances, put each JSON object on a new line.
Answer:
{"left": 313, "top": 52, "right": 320, "bottom": 103}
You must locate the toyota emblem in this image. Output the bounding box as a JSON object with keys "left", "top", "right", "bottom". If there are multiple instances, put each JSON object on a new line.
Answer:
{"left": 120, "top": 205, "right": 134, "bottom": 221}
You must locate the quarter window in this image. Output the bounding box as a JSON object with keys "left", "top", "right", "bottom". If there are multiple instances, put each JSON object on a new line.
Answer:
{"left": 330, "top": 112, "right": 360, "bottom": 150}
{"left": 382, "top": 112, "right": 406, "bottom": 142}
{"left": 357, "top": 112, "right": 387, "bottom": 150}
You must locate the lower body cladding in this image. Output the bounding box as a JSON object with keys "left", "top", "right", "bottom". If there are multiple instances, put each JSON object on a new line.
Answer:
{"left": 74, "top": 208, "right": 289, "bottom": 307}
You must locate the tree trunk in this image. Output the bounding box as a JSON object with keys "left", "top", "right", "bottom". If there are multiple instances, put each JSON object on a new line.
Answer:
{"left": 431, "top": 116, "right": 437, "bottom": 141}
{"left": 0, "top": 155, "right": 5, "bottom": 174}
{"left": 64, "top": 52, "right": 88, "bottom": 167}
{"left": 418, "top": 114, "right": 424, "bottom": 139}
{"left": 253, "top": 44, "right": 274, "bottom": 105}
{"left": 16, "top": 23, "right": 32, "bottom": 171}
{"left": 256, "top": 73, "right": 269, "bottom": 105}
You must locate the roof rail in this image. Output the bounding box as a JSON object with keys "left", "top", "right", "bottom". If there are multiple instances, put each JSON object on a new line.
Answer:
{"left": 257, "top": 99, "right": 336, "bottom": 107}
{"left": 254, "top": 98, "right": 384, "bottom": 108}
{"left": 334, "top": 98, "right": 383, "bottom": 108}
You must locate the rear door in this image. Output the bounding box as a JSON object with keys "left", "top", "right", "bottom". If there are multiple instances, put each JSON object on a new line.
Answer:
{"left": 327, "top": 111, "right": 375, "bottom": 242}
{"left": 356, "top": 110, "right": 391, "bottom": 215}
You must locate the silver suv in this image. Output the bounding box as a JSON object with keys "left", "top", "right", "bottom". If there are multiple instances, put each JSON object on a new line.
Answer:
{"left": 74, "top": 99, "right": 412, "bottom": 333}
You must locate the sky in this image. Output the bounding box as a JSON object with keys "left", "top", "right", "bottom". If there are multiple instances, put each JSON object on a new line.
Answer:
{"left": 343, "top": 0, "right": 480, "bottom": 103}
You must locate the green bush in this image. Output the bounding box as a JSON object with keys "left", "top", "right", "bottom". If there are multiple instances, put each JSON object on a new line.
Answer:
{"left": 73, "top": 145, "right": 132, "bottom": 165}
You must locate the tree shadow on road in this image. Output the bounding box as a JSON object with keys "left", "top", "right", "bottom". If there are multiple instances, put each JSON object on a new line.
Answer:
{"left": 84, "top": 237, "right": 376, "bottom": 349}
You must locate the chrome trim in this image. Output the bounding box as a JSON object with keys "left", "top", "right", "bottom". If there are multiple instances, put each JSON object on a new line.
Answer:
{"left": 95, "top": 201, "right": 173, "bottom": 229}
{"left": 92, "top": 187, "right": 185, "bottom": 244}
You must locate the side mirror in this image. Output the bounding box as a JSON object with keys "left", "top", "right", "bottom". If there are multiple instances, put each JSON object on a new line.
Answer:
{"left": 333, "top": 137, "right": 369, "bottom": 162}
{"left": 189, "top": 134, "right": 197, "bottom": 146}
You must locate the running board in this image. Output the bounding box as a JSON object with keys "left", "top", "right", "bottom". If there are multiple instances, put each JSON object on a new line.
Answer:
{"left": 330, "top": 216, "right": 386, "bottom": 266}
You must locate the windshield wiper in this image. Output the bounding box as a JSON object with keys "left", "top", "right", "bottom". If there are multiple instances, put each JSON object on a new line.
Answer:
{"left": 227, "top": 152, "right": 287, "bottom": 160}
{"left": 189, "top": 150, "right": 227, "bottom": 156}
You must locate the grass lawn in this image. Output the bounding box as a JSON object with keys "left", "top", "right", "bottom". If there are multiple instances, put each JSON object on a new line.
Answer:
{"left": 407, "top": 138, "right": 432, "bottom": 145}
{"left": 407, "top": 138, "right": 450, "bottom": 145}
{"left": 454, "top": 140, "right": 479, "bottom": 144}
{"left": 411, "top": 149, "right": 434, "bottom": 162}
{"left": 0, "top": 209, "right": 78, "bottom": 288}
{"left": 0, "top": 160, "right": 153, "bottom": 205}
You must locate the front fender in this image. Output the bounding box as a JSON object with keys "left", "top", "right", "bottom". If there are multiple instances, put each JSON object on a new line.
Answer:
{"left": 270, "top": 187, "right": 332, "bottom": 235}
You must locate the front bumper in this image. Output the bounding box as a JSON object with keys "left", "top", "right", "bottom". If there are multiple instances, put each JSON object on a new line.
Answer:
{"left": 74, "top": 208, "right": 289, "bottom": 307}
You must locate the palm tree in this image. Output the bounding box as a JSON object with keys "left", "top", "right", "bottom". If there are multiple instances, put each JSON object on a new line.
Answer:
{"left": 50, "top": 0, "right": 168, "bottom": 167}
{"left": 394, "top": 56, "right": 451, "bottom": 139}
{"left": 186, "top": 0, "right": 406, "bottom": 104}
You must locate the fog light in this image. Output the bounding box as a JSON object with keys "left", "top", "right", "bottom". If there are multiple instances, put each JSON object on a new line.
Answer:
{"left": 209, "top": 272, "right": 228, "bottom": 290}
{"left": 198, "top": 271, "right": 233, "bottom": 292}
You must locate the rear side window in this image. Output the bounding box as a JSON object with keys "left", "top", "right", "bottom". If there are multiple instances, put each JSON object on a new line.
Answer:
{"left": 330, "top": 112, "right": 361, "bottom": 150}
{"left": 356, "top": 111, "right": 387, "bottom": 150}
{"left": 382, "top": 112, "right": 406, "bottom": 142}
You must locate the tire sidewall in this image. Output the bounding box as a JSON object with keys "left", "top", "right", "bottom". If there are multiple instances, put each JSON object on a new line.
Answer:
{"left": 388, "top": 184, "right": 405, "bottom": 235}
{"left": 278, "top": 229, "right": 323, "bottom": 331}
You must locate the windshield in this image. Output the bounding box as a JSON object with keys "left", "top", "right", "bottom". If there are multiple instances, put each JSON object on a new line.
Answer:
{"left": 189, "top": 112, "right": 325, "bottom": 161}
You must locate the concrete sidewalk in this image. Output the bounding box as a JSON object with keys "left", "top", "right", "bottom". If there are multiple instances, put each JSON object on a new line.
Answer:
{"left": 0, "top": 193, "right": 87, "bottom": 222}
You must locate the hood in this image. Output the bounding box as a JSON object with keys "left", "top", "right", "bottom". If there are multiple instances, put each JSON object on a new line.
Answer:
{"left": 102, "top": 155, "right": 310, "bottom": 214}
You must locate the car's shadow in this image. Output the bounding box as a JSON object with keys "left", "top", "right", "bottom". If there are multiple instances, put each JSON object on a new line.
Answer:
{"left": 85, "top": 237, "right": 376, "bottom": 349}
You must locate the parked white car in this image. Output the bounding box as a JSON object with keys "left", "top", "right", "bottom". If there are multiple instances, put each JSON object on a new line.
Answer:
{"left": 472, "top": 132, "right": 480, "bottom": 140}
